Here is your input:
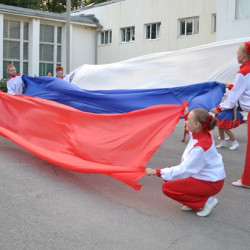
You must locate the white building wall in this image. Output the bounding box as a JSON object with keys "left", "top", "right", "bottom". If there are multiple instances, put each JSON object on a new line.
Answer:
{"left": 217, "top": 0, "right": 250, "bottom": 41}
{"left": 167, "top": 0, "right": 216, "bottom": 50}
{"left": 70, "top": 24, "right": 96, "bottom": 69}
{"left": 74, "top": 0, "right": 169, "bottom": 64}
{"left": 74, "top": 0, "right": 216, "bottom": 64}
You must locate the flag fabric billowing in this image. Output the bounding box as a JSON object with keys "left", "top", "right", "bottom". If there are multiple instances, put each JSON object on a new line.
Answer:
{"left": 0, "top": 92, "right": 186, "bottom": 190}
{"left": 69, "top": 37, "right": 250, "bottom": 90}
{"left": 22, "top": 74, "right": 225, "bottom": 114}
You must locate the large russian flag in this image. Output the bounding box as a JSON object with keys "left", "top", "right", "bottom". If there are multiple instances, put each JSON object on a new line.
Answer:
{"left": 1, "top": 38, "right": 245, "bottom": 190}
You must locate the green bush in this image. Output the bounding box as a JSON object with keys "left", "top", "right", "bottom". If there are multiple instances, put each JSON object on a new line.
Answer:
{"left": 0, "top": 79, "right": 7, "bottom": 93}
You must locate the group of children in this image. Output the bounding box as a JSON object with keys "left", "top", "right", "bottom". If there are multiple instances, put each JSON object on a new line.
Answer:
{"left": 146, "top": 41, "right": 250, "bottom": 217}
{"left": 47, "top": 66, "right": 66, "bottom": 79}
{"left": 6, "top": 64, "right": 66, "bottom": 95}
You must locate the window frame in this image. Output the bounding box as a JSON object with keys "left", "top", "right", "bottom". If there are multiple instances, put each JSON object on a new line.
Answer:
{"left": 145, "top": 22, "right": 161, "bottom": 40}
{"left": 235, "top": 0, "right": 250, "bottom": 19}
{"left": 100, "top": 30, "right": 112, "bottom": 45}
{"left": 211, "top": 13, "right": 216, "bottom": 33}
{"left": 120, "top": 26, "right": 135, "bottom": 43}
{"left": 39, "top": 24, "right": 62, "bottom": 76}
{"left": 178, "top": 16, "right": 199, "bottom": 36}
{"left": 3, "top": 19, "right": 29, "bottom": 79}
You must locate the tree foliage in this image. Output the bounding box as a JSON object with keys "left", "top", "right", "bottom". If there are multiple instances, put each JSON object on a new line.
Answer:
{"left": 0, "top": 0, "right": 40, "bottom": 9}
{"left": 40, "top": 0, "right": 67, "bottom": 13}
{"left": 0, "top": 0, "right": 110, "bottom": 13}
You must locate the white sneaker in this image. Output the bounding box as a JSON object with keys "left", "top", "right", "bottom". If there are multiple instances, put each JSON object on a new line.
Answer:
{"left": 229, "top": 141, "right": 239, "bottom": 150}
{"left": 196, "top": 197, "right": 218, "bottom": 217}
{"left": 181, "top": 205, "right": 193, "bottom": 211}
{"left": 216, "top": 141, "right": 227, "bottom": 148}
{"left": 218, "top": 136, "right": 230, "bottom": 140}
{"left": 232, "top": 179, "right": 250, "bottom": 188}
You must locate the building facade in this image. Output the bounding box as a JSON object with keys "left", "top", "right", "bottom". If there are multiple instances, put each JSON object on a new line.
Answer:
{"left": 0, "top": 4, "right": 100, "bottom": 79}
{"left": 1, "top": 0, "right": 250, "bottom": 79}
{"left": 72, "top": 0, "right": 217, "bottom": 64}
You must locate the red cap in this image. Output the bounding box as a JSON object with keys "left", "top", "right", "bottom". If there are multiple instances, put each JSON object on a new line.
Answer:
{"left": 56, "top": 66, "right": 64, "bottom": 72}
{"left": 245, "top": 41, "right": 250, "bottom": 55}
{"left": 7, "top": 64, "right": 14, "bottom": 70}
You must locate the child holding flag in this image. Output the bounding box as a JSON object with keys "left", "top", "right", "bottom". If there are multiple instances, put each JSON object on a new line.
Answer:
{"left": 146, "top": 108, "right": 226, "bottom": 217}
{"left": 56, "top": 66, "right": 65, "bottom": 79}
{"left": 211, "top": 41, "right": 250, "bottom": 188}
{"left": 6, "top": 64, "right": 23, "bottom": 94}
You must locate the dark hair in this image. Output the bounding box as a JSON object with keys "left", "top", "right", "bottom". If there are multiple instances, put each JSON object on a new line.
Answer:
{"left": 192, "top": 108, "right": 217, "bottom": 131}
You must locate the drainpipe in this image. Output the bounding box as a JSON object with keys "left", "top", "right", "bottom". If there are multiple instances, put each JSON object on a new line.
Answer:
{"left": 95, "top": 20, "right": 103, "bottom": 65}
{"left": 66, "top": 0, "right": 71, "bottom": 74}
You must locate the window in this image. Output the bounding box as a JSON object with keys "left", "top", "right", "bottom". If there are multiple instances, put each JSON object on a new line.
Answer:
{"left": 236, "top": 0, "right": 250, "bottom": 19}
{"left": 120, "top": 26, "right": 135, "bottom": 43}
{"left": 145, "top": 22, "right": 161, "bottom": 40}
{"left": 212, "top": 14, "right": 216, "bottom": 33}
{"left": 39, "top": 24, "right": 62, "bottom": 76}
{"left": 179, "top": 17, "right": 199, "bottom": 36}
{"left": 57, "top": 27, "right": 62, "bottom": 64}
{"left": 3, "top": 20, "right": 29, "bottom": 79}
{"left": 100, "top": 30, "right": 112, "bottom": 45}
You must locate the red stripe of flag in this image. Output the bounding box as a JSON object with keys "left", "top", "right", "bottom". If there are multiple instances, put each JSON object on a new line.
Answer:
{"left": 0, "top": 92, "right": 186, "bottom": 190}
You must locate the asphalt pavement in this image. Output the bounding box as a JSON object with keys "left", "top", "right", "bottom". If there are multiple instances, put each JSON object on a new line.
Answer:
{"left": 1, "top": 119, "right": 250, "bottom": 250}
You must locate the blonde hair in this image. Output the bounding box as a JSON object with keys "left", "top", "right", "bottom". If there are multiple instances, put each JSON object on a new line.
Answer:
{"left": 192, "top": 109, "right": 217, "bottom": 131}
{"left": 239, "top": 43, "right": 250, "bottom": 60}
